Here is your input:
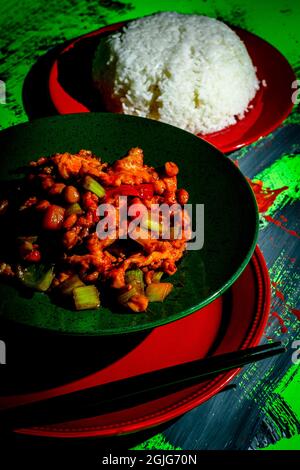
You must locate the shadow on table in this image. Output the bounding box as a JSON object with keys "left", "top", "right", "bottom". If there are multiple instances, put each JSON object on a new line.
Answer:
{"left": 22, "top": 32, "right": 109, "bottom": 120}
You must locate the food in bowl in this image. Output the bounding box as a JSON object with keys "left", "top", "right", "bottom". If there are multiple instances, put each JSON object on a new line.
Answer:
{"left": 0, "top": 148, "right": 191, "bottom": 312}
{"left": 92, "top": 11, "right": 260, "bottom": 135}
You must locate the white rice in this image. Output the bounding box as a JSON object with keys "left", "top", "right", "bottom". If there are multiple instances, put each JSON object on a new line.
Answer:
{"left": 92, "top": 12, "right": 260, "bottom": 135}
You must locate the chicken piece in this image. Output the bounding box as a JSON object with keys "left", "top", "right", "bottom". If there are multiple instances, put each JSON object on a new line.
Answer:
{"left": 52, "top": 151, "right": 105, "bottom": 180}
{"left": 98, "top": 147, "right": 158, "bottom": 186}
{"left": 87, "top": 232, "right": 116, "bottom": 253}
{"left": 67, "top": 252, "right": 115, "bottom": 275}
{"left": 113, "top": 147, "right": 144, "bottom": 171}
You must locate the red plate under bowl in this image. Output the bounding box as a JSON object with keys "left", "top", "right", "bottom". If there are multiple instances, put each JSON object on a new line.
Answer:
{"left": 48, "top": 22, "right": 295, "bottom": 153}
{"left": 2, "top": 246, "right": 270, "bottom": 438}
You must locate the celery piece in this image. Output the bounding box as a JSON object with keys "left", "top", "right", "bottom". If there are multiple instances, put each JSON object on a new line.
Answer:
{"left": 146, "top": 283, "right": 173, "bottom": 302}
{"left": 141, "top": 215, "right": 162, "bottom": 234}
{"left": 118, "top": 286, "right": 138, "bottom": 306}
{"left": 125, "top": 269, "right": 144, "bottom": 292}
{"left": 82, "top": 176, "right": 105, "bottom": 198}
{"left": 65, "top": 203, "right": 83, "bottom": 217}
{"left": 17, "top": 264, "right": 55, "bottom": 292}
{"left": 152, "top": 271, "right": 164, "bottom": 283}
{"left": 73, "top": 285, "right": 100, "bottom": 310}
{"left": 60, "top": 275, "right": 85, "bottom": 296}
{"left": 37, "top": 269, "right": 55, "bottom": 292}
{"left": 127, "top": 294, "right": 149, "bottom": 312}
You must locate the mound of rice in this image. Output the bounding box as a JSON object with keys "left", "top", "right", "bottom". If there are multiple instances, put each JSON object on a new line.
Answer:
{"left": 92, "top": 12, "right": 259, "bottom": 135}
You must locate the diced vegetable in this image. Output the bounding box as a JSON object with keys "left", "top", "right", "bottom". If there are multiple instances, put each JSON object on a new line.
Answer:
{"left": 20, "top": 240, "right": 34, "bottom": 252}
{"left": 127, "top": 294, "right": 149, "bottom": 312}
{"left": 42, "top": 205, "right": 65, "bottom": 230}
{"left": 0, "top": 262, "right": 14, "bottom": 276}
{"left": 73, "top": 285, "right": 100, "bottom": 310}
{"left": 60, "top": 275, "right": 85, "bottom": 296}
{"left": 82, "top": 176, "right": 105, "bottom": 198}
{"left": 106, "top": 185, "right": 139, "bottom": 199}
{"left": 17, "top": 264, "right": 55, "bottom": 292}
{"left": 125, "top": 269, "right": 144, "bottom": 293}
{"left": 65, "top": 203, "right": 83, "bottom": 217}
{"left": 25, "top": 250, "right": 41, "bottom": 263}
{"left": 118, "top": 286, "right": 138, "bottom": 306}
{"left": 146, "top": 282, "right": 173, "bottom": 302}
{"left": 141, "top": 215, "right": 162, "bottom": 234}
{"left": 152, "top": 271, "right": 164, "bottom": 283}
{"left": 105, "top": 183, "right": 154, "bottom": 200}
{"left": 137, "top": 183, "right": 154, "bottom": 200}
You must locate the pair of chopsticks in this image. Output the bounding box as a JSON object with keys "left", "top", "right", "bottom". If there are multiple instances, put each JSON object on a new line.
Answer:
{"left": 1, "top": 341, "right": 284, "bottom": 429}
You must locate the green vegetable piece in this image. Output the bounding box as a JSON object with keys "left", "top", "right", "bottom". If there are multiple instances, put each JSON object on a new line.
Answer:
{"left": 146, "top": 282, "right": 173, "bottom": 302}
{"left": 141, "top": 214, "right": 162, "bottom": 233}
{"left": 60, "top": 275, "right": 85, "bottom": 296}
{"left": 118, "top": 286, "right": 138, "bottom": 306}
{"left": 125, "top": 269, "right": 144, "bottom": 293}
{"left": 82, "top": 176, "right": 105, "bottom": 198}
{"left": 17, "top": 264, "right": 55, "bottom": 292}
{"left": 73, "top": 285, "right": 100, "bottom": 310}
{"left": 65, "top": 203, "right": 83, "bottom": 217}
{"left": 152, "top": 271, "right": 164, "bottom": 283}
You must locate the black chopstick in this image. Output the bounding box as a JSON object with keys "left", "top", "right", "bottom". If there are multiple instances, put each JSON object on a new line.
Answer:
{"left": 0, "top": 341, "right": 285, "bottom": 429}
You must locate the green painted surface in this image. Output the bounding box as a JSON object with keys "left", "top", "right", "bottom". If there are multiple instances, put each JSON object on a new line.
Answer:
{"left": 0, "top": 0, "right": 299, "bottom": 451}
{"left": 265, "top": 434, "right": 300, "bottom": 450}
{"left": 132, "top": 433, "right": 182, "bottom": 450}
{"left": 253, "top": 154, "right": 300, "bottom": 216}
{"left": 274, "top": 366, "right": 300, "bottom": 421}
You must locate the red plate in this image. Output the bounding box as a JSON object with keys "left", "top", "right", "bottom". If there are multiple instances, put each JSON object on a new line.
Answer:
{"left": 2, "top": 246, "right": 270, "bottom": 438}
{"left": 49, "top": 22, "right": 295, "bottom": 153}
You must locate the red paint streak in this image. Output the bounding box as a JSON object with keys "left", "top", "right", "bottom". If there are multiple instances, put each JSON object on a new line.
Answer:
{"left": 272, "top": 311, "right": 288, "bottom": 333}
{"left": 271, "top": 282, "right": 300, "bottom": 324}
{"left": 289, "top": 307, "right": 300, "bottom": 321}
{"left": 271, "top": 281, "right": 279, "bottom": 287}
{"left": 271, "top": 282, "right": 286, "bottom": 305}
{"left": 264, "top": 215, "right": 300, "bottom": 239}
{"left": 248, "top": 179, "right": 288, "bottom": 213}
{"left": 275, "top": 289, "right": 285, "bottom": 301}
